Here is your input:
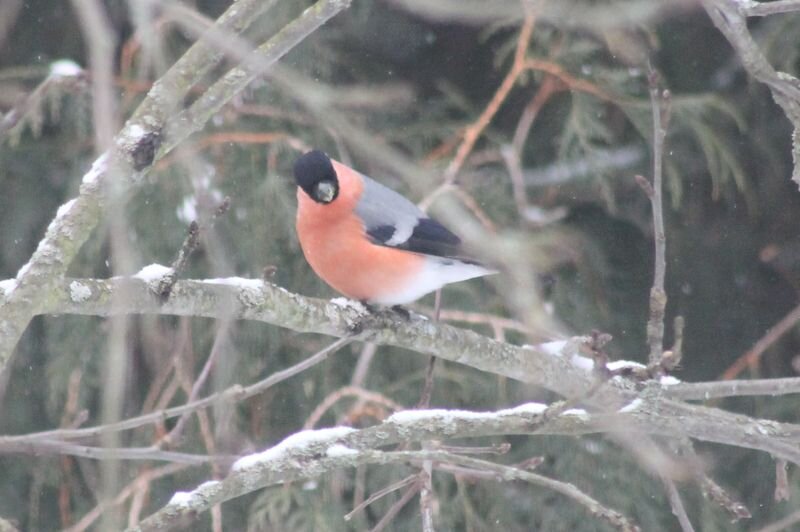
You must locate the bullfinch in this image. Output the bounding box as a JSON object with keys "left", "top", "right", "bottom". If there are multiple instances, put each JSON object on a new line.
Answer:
{"left": 293, "top": 150, "right": 494, "bottom": 305}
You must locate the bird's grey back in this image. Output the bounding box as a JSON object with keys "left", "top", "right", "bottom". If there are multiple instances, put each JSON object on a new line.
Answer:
{"left": 354, "top": 172, "right": 425, "bottom": 246}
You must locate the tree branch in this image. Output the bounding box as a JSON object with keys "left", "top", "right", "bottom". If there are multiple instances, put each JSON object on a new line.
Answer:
{"left": 0, "top": 0, "right": 351, "bottom": 385}
{"left": 128, "top": 423, "right": 640, "bottom": 531}
{"left": 3, "top": 274, "right": 800, "bottom": 467}
{"left": 702, "top": 0, "right": 800, "bottom": 186}
{"left": 741, "top": 0, "right": 800, "bottom": 17}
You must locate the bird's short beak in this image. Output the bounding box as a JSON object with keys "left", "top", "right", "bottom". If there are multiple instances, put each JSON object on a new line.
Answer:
{"left": 315, "top": 181, "right": 336, "bottom": 203}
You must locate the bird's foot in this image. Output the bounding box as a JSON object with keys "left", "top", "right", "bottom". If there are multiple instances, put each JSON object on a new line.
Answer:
{"left": 359, "top": 302, "right": 411, "bottom": 321}
{"left": 390, "top": 305, "right": 411, "bottom": 320}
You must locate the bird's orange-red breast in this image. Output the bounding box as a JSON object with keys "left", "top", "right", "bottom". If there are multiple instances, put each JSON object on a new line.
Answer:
{"left": 294, "top": 150, "right": 493, "bottom": 305}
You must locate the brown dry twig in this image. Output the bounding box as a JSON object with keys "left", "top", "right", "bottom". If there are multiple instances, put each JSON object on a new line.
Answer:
{"left": 774, "top": 458, "right": 790, "bottom": 502}
{"left": 157, "top": 196, "right": 231, "bottom": 299}
{"left": 720, "top": 303, "right": 800, "bottom": 380}
{"left": 304, "top": 386, "right": 404, "bottom": 429}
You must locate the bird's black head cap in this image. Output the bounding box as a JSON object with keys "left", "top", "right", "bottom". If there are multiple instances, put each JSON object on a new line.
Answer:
{"left": 293, "top": 150, "right": 339, "bottom": 204}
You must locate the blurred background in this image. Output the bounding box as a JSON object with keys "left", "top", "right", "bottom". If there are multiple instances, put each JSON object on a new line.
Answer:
{"left": 1, "top": 0, "right": 799, "bottom": 530}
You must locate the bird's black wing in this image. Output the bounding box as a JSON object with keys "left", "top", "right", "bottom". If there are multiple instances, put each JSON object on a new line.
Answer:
{"left": 355, "top": 173, "right": 466, "bottom": 259}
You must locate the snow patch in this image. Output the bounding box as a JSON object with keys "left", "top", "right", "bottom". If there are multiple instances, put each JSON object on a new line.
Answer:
{"left": 536, "top": 340, "right": 569, "bottom": 356}
{"left": 49, "top": 59, "right": 83, "bottom": 78}
{"left": 388, "top": 403, "right": 547, "bottom": 426}
{"left": 531, "top": 339, "right": 596, "bottom": 371}
{"left": 203, "top": 277, "right": 264, "bottom": 290}
{"left": 326, "top": 444, "right": 359, "bottom": 458}
{"left": 56, "top": 199, "right": 77, "bottom": 219}
{"left": 500, "top": 402, "right": 548, "bottom": 415}
{"left": 197, "top": 480, "right": 220, "bottom": 491}
{"left": 618, "top": 398, "right": 643, "bottom": 413}
{"left": 134, "top": 264, "right": 173, "bottom": 282}
{"left": 127, "top": 124, "right": 146, "bottom": 141}
{"left": 82, "top": 152, "right": 109, "bottom": 185}
{"left": 659, "top": 375, "right": 681, "bottom": 385}
{"left": 69, "top": 281, "right": 91, "bottom": 302}
{"left": 169, "top": 491, "right": 194, "bottom": 507}
{"left": 177, "top": 196, "right": 198, "bottom": 224}
{"left": 569, "top": 354, "right": 595, "bottom": 371}
{"left": 607, "top": 360, "right": 647, "bottom": 371}
{"left": 232, "top": 427, "right": 356, "bottom": 472}
{"left": 0, "top": 279, "right": 17, "bottom": 296}
{"left": 16, "top": 261, "right": 32, "bottom": 280}
{"left": 561, "top": 408, "right": 590, "bottom": 420}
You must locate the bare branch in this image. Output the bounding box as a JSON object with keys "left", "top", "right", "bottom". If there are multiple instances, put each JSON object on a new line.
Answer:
{"left": 0, "top": 438, "right": 222, "bottom": 465}
{"left": 699, "top": 475, "right": 751, "bottom": 521}
{"left": 662, "top": 377, "right": 800, "bottom": 400}
{"left": 702, "top": 0, "right": 800, "bottom": 186}
{"left": 742, "top": 0, "right": 800, "bottom": 17}
{"left": 721, "top": 303, "right": 800, "bottom": 379}
{"left": 5, "top": 275, "right": 800, "bottom": 465}
{"left": 643, "top": 66, "right": 671, "bottom": 366}
{"left": 69, "top": 0, "right": 117, "bottom": 152}
{"left": 661, "top": 477, "right": 695, "bottom": 532}
{"left": 755, "top": 510, "right": 800, "bottom": 532}
{"left": 344, "top": 474, "right": 418, "bottom": 521}
{"left": 0, "top": 0, "right": 351, "bottom": 386}
{"left": 133, "top": 444, "right": 641, "bottom": 532}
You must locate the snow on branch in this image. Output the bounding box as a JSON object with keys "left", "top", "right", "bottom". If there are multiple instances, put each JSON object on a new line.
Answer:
{"left": 3, "top": 271, "right": 800, "bottom": 466}
{"left": 127, "top": 405, "right": 640, "bottom": 532}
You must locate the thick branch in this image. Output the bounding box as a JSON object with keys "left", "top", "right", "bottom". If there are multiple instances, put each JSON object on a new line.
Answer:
{"left": 0, "top": 0, "right": 350, "bottom": 381}
{"left": 661, "top": 377, "right": 800, "bottom": 400}
{"left": 742, "top": 0, "right": 800, "bottom": 17}
{"left": 4, "top": 275, "right": 800, "bottom": 465}
{"left": 129, "top": 411, "right": 638, "bottom": 532}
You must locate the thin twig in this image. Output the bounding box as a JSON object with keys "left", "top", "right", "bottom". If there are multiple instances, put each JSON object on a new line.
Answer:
{"left": 66, "top": 463, "right": 187, "bottom": 532}
{"left": 661, "top": 477, "right": 695, "bottom": 532}
{"left": 159, "top": 321, "right": 232, "bottom": 446}
{"left": 304, "top": 386, "right": 403, "bottom": 429}
{"left": 417, "top": 290, "right": 443, "bottom": 408}
{"left": 0, "top": 438, "right": 223, "bottom": 464}
{"left": 417, "top": 289, "right": 443, "bottom": 530}
{"left": 512, "top": 75, "right": 561, "bottom": 154}
{"left": 775, "top": 458, "right": 790, "bottom": 502}
{"left": 369, "top": 482, "right": 421, "bottom": 532}
{"left": 0, "top": 0, "right": 349, "bottom": 386}
{"left": 419, "top": 451, "right": 639, "bottom": 532}
{"left": 441, "top": 3, "right": 538, "bottom": 185}
{"left": 69, "top": 0, "right": 117, "bottom": 153}
{"left": 8, "top": 337, "right": 353, "bottom": 443}
{"left": 158, "top": 196, "right": 231, "bottom": 298}
{"left": 350, "top": 343, "right": 377, "bottom": 387}
{"left": 345, "top": 474, "right": 418, "bottom": 521}
{"left": 754, "top": 510, "right": 800, "bottom": 532}
{"left": 721, "top": 303, "right": 800, "bottom": 379}
{"left": 419, "top": 464, "right": 436, "bottom": 532}
{"left": 662, "top": 377, "right": 800, "bottom": 400}
{"left": 699, "top": 475, "right": 751, "bottom": 521}
{"left": 642, "top": 65, "right": 671, "bottom": 366}
{"left": 419, "top": 3, "right": 539, "bottom": 210}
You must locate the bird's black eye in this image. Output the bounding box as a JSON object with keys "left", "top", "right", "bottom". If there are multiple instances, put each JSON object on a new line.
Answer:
{"left": 294, "top": 150, "right": 339, "bottom": 204}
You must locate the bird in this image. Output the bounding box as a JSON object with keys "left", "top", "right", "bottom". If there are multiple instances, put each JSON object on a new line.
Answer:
{"left": 293, "top": 150, "right": 494, "bottom": 306}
